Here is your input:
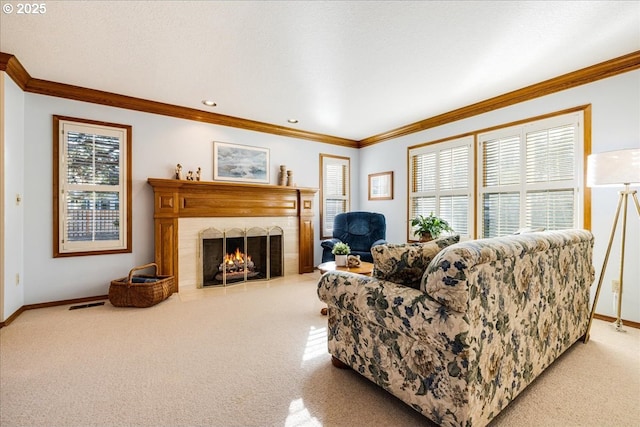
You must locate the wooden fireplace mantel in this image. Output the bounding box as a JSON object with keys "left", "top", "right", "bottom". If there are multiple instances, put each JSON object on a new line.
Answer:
{"left": 147, "top": 178, "right": 318, "bottom": 290}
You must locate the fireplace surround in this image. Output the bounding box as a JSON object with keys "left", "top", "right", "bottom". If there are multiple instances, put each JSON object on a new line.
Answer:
{"left": 147, "top": 178, "right": 317, "bottom": 291}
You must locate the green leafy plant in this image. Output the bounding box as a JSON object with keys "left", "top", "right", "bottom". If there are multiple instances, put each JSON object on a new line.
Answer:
{"left": 411, "top": 213, "right": 453, "bottom": 241}
{"left": 331, "top": 242, "right": 351, "bottom": 255}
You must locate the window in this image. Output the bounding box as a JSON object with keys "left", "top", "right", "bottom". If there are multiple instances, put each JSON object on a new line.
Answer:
{"left": 408, "top": 107, "right": 589, "bottom": 241}
{"left": 320, "top": 154, "right": 350, "bottom": 238}
{"left": 53, "top": 116, "right": 132, "bottom": 257}
{"left": 408, "top": 136, "right": 474, "bottom": 240}
{"left": 478, "top": 111, "right": 583, "bottom": 237}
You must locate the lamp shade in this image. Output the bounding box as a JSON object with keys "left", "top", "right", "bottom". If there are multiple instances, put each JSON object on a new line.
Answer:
{"left": 587, "top": 148, "right": 640, "bottom": 187}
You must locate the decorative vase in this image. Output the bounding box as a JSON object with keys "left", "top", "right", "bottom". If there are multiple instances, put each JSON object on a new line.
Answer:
{"left": 335, "top": 254, "right": 348, "bottom": 266}
{"left": 286, "top": 170, "right": 294, "bottom": 186}
{"left": 279, "top": 165, "right": 287, "bottom": 186}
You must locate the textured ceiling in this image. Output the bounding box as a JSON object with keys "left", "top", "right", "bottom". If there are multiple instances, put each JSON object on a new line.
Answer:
{"left": 1, "top": 1, "right": 639, "bottom": 141}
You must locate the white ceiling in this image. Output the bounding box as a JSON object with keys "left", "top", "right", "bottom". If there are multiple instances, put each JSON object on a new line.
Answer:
{"left": 1, "top": 1, "right": 639, "bottom": 141}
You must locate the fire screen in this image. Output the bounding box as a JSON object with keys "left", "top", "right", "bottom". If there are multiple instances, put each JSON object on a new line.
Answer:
{"left": 199, "top": 226, "right": 283, "bottom": 287}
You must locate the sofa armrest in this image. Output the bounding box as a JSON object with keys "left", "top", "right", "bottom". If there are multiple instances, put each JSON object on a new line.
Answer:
{"left": 317, "top": 271, "right": 469, "bottom": 351}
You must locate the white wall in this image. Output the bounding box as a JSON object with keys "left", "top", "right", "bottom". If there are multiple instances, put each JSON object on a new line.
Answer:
{"left": 19, "top": 94, "right": 358, "bottom": 307}
{"left": 2, "top": 72, "right": 25, "bottom": 320}
{"left": 3, "top": 69, "right": 639, "bottom": 324}
{"left": 359, "top": 70, "right": 640, "bottom": 323}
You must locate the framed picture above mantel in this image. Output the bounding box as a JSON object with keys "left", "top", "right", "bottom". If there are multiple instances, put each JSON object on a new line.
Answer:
{"left": 213, "top": 141, "right": 269, "bottom": 184}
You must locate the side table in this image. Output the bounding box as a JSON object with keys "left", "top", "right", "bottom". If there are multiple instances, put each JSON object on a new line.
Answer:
{"left": 318, "top": 261, "right": 374, "bottom": 276}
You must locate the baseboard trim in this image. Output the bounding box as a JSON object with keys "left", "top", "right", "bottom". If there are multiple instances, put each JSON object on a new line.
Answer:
{"left": 0, "top": 306, "right": 26, "bottom": 329}
{"left": 0, "top": 295, "right": 108, "bottom": 328}
{"left": 592, "top": 313, "right": 640, "bottom": 330}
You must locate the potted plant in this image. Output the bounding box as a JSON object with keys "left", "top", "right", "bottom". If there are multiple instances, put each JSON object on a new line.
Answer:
{"left": 411, "top": 213, "right": 453, "bottom": 242}
{"left": 332, "top": 242, "right": 351, "bottom": 266}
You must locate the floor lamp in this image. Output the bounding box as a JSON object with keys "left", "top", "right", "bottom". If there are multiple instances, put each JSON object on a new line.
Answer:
{"left": 584, "top": 148, "right": 640, "bottom": 344}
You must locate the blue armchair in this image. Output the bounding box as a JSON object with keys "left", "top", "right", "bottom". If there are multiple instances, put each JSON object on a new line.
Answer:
{"left": 321, "top": 212, "right": 387, "bottom": 263}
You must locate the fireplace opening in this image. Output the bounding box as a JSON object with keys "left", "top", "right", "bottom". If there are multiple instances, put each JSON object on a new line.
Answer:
{"left": 200, "top": 227, "right": 283, "bottom": 287}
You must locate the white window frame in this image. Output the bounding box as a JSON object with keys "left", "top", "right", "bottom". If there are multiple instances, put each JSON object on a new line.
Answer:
{"left": 477, "top": 111, "right": 584, "bottom": 237}
{"left": 53, "top": 116, "right": 132, "bottom": 257}
{"left": 408, "top": 136, "right": 474, "bottom": 241}
{"left": 320, "top": 154, "right": 350, "bottom": 239}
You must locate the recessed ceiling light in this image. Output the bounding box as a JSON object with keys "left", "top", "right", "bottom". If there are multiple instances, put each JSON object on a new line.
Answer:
{"left": 287, "top": 119, "right": 299, "bottom": 124}
{"left": 202, "top": 100, "right": 217, "bottom": 107}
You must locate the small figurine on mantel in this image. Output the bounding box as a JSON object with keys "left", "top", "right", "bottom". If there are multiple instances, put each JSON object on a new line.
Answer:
{"left": 196, "top": 167, "right": 202, "bottom": 181}
{"left": 175, "top": 164, "right": 183, "bottom": 180}
{"left": 187, "top": 170, "right": 194, "bottom": 181}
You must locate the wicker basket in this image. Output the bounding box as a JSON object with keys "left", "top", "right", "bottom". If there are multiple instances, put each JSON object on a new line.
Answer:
{"left": 109, "top": 263, "right": 175, "bottom": 308}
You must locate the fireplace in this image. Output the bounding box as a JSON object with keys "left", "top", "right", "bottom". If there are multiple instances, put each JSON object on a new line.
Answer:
{"left": 147, "top": 178, "right": 317, "bottom": 291}
{"left": 200, "top": 227, "right": 283, "bottom": 287}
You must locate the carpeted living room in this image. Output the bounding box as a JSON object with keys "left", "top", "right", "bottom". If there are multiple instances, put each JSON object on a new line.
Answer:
{"left": 1, "top": 2, "right": 639, "bottom": 426}
{"left": 1, "top": 275, "right": 638, "bottom": 426}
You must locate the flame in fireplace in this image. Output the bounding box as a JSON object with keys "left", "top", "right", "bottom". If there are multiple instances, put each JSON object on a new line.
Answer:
{"left": 217, "top": 246, "right": 258, "bottom": 281}
{"left": 224, "top": 248, "right": 252, "bottom": 265}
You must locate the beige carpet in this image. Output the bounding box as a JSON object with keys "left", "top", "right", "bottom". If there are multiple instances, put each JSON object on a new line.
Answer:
{"left": 1, "top": 272, "right": 638, "bottom": 427}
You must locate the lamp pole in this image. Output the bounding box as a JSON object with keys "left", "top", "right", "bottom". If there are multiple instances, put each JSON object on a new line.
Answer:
{"left": 584, "top": 185, "right": 640, "bottom": 343}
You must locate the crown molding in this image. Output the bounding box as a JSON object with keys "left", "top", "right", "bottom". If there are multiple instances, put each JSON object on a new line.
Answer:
{"left": 2, "top": 50, "right": 639, "bottom": 149}
{"left": 0, "top": 52, "right": 358, "bottom": 148}
{"left": 359, "top": 50, "right": 640, "bottom": 147}
{"left": 0, "top": 52, "right": 30, "bottom": 90}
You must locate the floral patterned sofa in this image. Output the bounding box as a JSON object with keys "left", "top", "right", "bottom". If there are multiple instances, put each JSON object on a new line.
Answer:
{"left": 317, "top": 230, "right": 594, "bottom": 427}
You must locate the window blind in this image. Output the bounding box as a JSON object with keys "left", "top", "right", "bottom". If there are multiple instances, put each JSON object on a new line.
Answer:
{"left": 412, "top": 152, "right": 436, "bottom": 193}
{"left": 321, "top": 155, "right": 350, "bottom": 238}
{"left": 408, "top": 137, "right": 473, "bottom": 239}
{"left": 58, "top": 118, "right": 128, "bottom": 255}
{"left": 525, "top": 125, "right": 575, "bottom": 183}
{"left": 440, "top": 195, "right": 470, "bottom": 236}
{"left": 66, "top": 131, "right": 120, "bottom": 185}
{"left": 482, "top": 134, "right": 520, "bottom": 187}
{"left": 65, "top": 191, "right": 120, "bottom": 242}
{"left": 525, "top": 190, "right": 575, "bottom": 230}
{"left": 482, "top": 192, "right": 520, "bottom": 237}
{"left": 479, "top": 114, "right": 581, "bottom": 237}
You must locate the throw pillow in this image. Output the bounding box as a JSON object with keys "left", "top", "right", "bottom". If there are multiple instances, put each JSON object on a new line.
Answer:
{"left": 371, "top": 235, "right": 460, "bottom": 289}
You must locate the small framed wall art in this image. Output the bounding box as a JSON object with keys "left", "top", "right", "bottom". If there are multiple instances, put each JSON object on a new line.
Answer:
{"left": 368, "top": 171, "right": 393, "bottom": 200}
{"left": 213, "top": 141, "right": 270, "bottom": 184}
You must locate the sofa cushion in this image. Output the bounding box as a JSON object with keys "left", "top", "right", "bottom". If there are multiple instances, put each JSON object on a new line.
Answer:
{"left": 371, "top": 235, "right": 459, "bottom": 289}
